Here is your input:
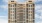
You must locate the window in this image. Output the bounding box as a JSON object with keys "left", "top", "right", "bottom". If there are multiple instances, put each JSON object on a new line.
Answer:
{"left": 28, "top": 1, "right": 32, "bottom": 2}
{"left": 15, "top": 8, "right": 16, "bottom": 19}
{"left": 26, "top": 20, "right": 28, "bottom": 22}
{"left": 33, "top": 4, "right": 35, "bottom": 7}
{"left": 15, "top": 20, "right": 16, "bottom": 22}
{"left": 11, "top": 1, "right": 14, "bottom": 2}
{"left": 28, "top": 8, "right": 30, "bottom": 10}
{"left": 8, "top": 8, "right": 10, "bottom": 12}
{"left": 13, "top": 4, "right": 14, "bottom": 7}
{"left": 33, "top": 8, "right": 34, "bottom": 14}
{"left": 13, "top": 8, "right": 14, "bottom": 10}
{"left": 8, "top": 15, "right": 10, "bottom": 19}
{"left": 23, "top": 15, "right": 25, "bottom": 18}
{"left": 10, "top": 8, "right": 12, "bottom": 10}
{"left": 10, "top": 17, "right": 12, "bottom": 19}
{"left": 10, "top": 11, "right": 12, "bottom": 13}
{"left": 11, "top": 4, "right": 12, "bottom": 7}
{"left": 11, "top": 4, "right": 16, "bottom": 7}
{"left": 26, "top": 8, "right": 28, "bottom": 19}
{"left": 28, "top": 14, "right": 30, "bottom": 16}
{"left": 10, "top": 14, "right": 12, "bottom": 16}
{"left": 26, "top": 4, "right": 28, "bottom": 7}
{"left": 11, "top": 4, "right": 14, "bottom": 7}
{"left": 8, "top": 20, "right": 10, "bottom": 22}
{"left": 27, "top": 15, "right": 28, "bottom": 19}
{"left": 31, "top": 4, "right": 32, "bottom": 7}
{"left": 31, "top": 11, "right": 33, "bottom": 13}
{"left": 31, "top": 14, "right": 32, "bottom": 16}
{"left": 26, "top": 8, "right": 28, "bottom": 12}
{"left": 13, "top": 11, "right": 14, "bottom": 13}
{"left": 28, "top": 11, "right": 30, "bottom": 13}
{"left": 29, "top": 5, "right": 30, "bottom": 7}
{"left": 8, "top": 4, "right": 10, "bottom": 7}
{"left": 11, "top": 0, "right": 14, "bottom": 2}
{"left": 24, "top": 22, "right": 25, "bottom": 23}
{"left": 29, "top": 4, "right": 32, "bottom": 7}
{"left": 15, "top": 4, "right": 16, "bottom": 7}
{"left": 33, "top": 20, "right": 34, "bottom": 22}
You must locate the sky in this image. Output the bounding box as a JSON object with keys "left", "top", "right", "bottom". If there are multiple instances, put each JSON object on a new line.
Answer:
{"left": 0, "top": 0, "right": 42, "bottom": 23}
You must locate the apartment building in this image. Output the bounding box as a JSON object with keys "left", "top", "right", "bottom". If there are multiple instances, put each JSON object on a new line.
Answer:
{"left": 8, "top": 0, "right": 35, "bottom": 23}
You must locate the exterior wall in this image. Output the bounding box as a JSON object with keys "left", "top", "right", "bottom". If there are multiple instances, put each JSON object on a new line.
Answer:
{"left": 8, "top": 0, "right": 35, "bottom": 23}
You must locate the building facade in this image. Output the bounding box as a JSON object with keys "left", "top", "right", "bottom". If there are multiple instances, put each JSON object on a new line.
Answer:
{"left": 8, "top": 0, "right": 35, "bottom": 23}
